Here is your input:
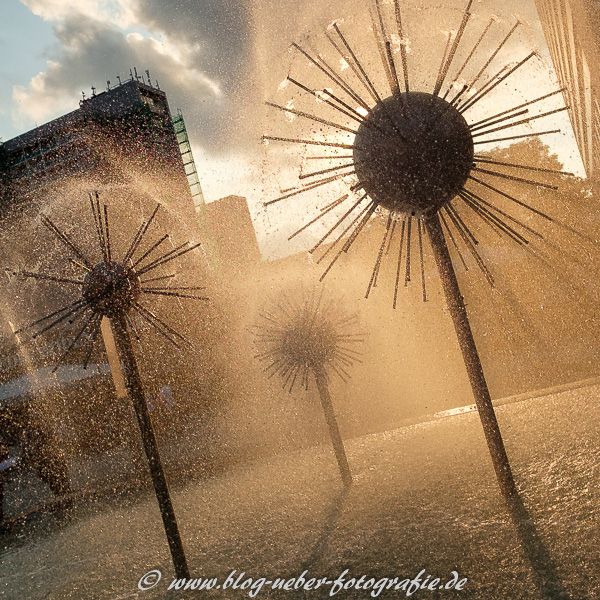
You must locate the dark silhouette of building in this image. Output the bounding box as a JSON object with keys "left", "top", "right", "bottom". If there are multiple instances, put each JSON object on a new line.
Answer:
{"left": 0, "top": 78, "right": 204, "bottom": 218}
{"left": 0, "top": 78, "right": 263, "bottom": 277}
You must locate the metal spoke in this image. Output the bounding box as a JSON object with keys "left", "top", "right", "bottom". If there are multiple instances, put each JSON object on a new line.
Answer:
{"left": 320, "top": 202, "right": 377, "bottom": 279}
{"left": 286, "top": 77, "right": 367, "bottom": 127}
{"left": 132, "top": 234, "right": 171, "bottom": 268}
{"left": 18, "top": 271, "right": 84, "bottom": 285}
{"left": 310, "top": 194, "right": 368, "bottom": 253}
{"left": 418, "top": 218, "right": 427, "bottom": 302}
{"left": 52, "top": 311, "right": 98, "bottom": 373}
{"left": 262, "top": 135, "right": 357, "bottom": 150}
{"left": 299, "top": 164, "right": 355, "bottom": 180}
{"left": 139, "top": 274, "right": 176, "bottom": 285}
{"left": 468, "top": 88, "right": 565, "bottom": 130}
{"left": 471, "top": 106, "right": 569, "bottom": 139}
{"left": 444, "top": 17, "right": 494, "bottom": 99}
{"left": 132, "top": 304, "right": 181, "bottom": 349}
{"left": 405, "top": 216, "right": 412, "bottom": 285}
{"left": 330, "top": 23, "right": 382, "bottom": 104}
{"left": 135, "top": 303, "right": 193, "bottom": 347}
{"left": 471, "top": 167, "right": 559, "bottom": 191}
{"left": 473, "top": 156, "right": 573, "bottom": 176}
{"left": 103, "top": 204, "right": 112, "bottom": 263}
{"left": 316, "top": 199, "right": 372, "bottom": 263}
{"left": 433, "top": 0, "right": 473, "bottom": 96}
{"left": 460, "top": 52, "right": 536, "bottom": 112}
{"left": 443, "top": 206, "right": 494, "bottom": 286}
{"left": 123, "top": 204, "right": 160, "bottom": 263}
{"left": 393, "top": 0, "right": 410, "bottom": 93}
{"left": 473, "top": 129, "right": 561, "bottom": 145}
{"left": 439, "top": 211, "right": 469, "bottom": 272}
{"left": 41, "top": 215, "right": 92, "bottom": 268}
{"left": 468, "top": 175, "right": 553, "bottom": 221}
{"left": 393, "top": 219, "right": 407, "bottom": 309}
{"left": 290, "top": 43, "right": 371, "bottom": 110}
{"left": 15, "top": 299, "right": 86, "bottom": 334}
{"left": 289, "top": 194, "right": 349, "bottom": 241}
{"left": 142, "top": 290, "right": 209, "bottom": 301}
{"left": 89, "top": 192, "right": 107, "bottom": 262}
{"left": 33, "top": 303, "right": 87, "bottom": 339}
{"left": 136, "top": 242, "right": 202, "bottom": 275}
{"left": 462, "top": 188, "right": 543, "bottom": 239}
{"left": 460, "top": 21, "right": 520, "bottom": 103}
{"left": 366, "top": 213, "right": 393, "bottom": 298}
{"left": 265, "top": 101, "right": 358, "bottom": 135}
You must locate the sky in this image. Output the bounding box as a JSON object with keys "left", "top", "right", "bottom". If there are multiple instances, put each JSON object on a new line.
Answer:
{"left": 0, "top": 0, "right": 587, "bottom": 258}
{"left": 0, "top": 0, "right": 258, "bottom": 199}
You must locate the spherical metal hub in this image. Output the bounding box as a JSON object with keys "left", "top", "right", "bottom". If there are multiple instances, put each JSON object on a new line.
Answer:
{"left": 353, "top": 91, "right": 474, "bottom": 216}
{"left": 82, "top": 262, "right": 141, "bottom": 317}
{"left": 281, "top": 323, "right": 338, "bottom": 369}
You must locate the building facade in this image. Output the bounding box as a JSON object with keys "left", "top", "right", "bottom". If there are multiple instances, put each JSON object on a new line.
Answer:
{"left": 203, "top": 195, "right": 262, "bottom": 274}
{"left": 535, "top": 0, "right": 600, "bottom": 178}
{"left": 0, "top": 78, "right": 204, "bottom": 218}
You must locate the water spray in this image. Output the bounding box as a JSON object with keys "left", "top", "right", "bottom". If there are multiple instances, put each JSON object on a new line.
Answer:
{"left": 13, "top": 193, "right": 208, "bottom": 578}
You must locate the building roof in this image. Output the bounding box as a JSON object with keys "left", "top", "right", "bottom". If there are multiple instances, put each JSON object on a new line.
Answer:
{"left": 2, "top": 80, "right": 169, "bottom": 155}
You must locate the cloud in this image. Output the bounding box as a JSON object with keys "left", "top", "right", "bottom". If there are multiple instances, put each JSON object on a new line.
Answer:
{"left": 127, "top": 0, "right": 260, "bottom": 151}
{"left": 191, "top": 145, "right": 259, "bottom": 203}
{"left": 10, "top": 7, "right": 245, "bottom": 150}
{"left": 20, "top": 0, "right": 136, "bottom": 27}
{"left": 130, "top": 0, "right": 253, "bottom": 91}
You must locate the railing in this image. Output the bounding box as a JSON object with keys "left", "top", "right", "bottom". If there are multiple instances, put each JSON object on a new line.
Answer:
{"left": 172, "top": 111, "right": 204, "bottom": 213}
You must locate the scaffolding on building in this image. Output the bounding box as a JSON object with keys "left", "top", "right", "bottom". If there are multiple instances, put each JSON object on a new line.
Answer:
{"left": 173, "top": 111, "right": 205, "bottom": 213}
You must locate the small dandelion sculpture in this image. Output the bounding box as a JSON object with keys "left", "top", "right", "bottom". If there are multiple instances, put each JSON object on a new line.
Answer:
{"left": 262, "top": 0, "right": 576, "bottom": 498}
{"left": 14, "top": 193, "right": 207, "bottom": 579}
{"left": 253, "top": 291, "right": 362, "bottom": 486}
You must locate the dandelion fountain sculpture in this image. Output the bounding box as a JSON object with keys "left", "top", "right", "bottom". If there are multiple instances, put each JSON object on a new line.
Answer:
{"left": 262, "top": 0, "right": 576, "bottom": 499}
{"left": 253, "top": 290, "right": 362, "bottom": 486}
{"left": 13, "top": 193, "right": 207, "bottom": 578}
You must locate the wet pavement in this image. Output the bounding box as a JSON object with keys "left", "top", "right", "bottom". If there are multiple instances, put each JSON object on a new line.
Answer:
{"left": 0, "top": 383, "right": 599, "bottom": 600}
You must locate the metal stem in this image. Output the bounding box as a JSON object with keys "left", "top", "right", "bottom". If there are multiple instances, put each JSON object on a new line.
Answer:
{"left": 300, "top": 164, "right": 355, "bottom": 180}
{"left": 265, "top": 102, "right": 358, "bottom": 135}
{"left": 424, "top": 213, "right": 517, "bottom": 499}
{"left": 473, "top": 129, "right": 561, "bottom": 145}
{"left": 314, "top": 366, "right": 352, "bottom": 486}
{"left": 286, "top": 77, "right": 366, "bottom": 127}
{"left": 111, "top": 312, "right": 190, "bottom": 578}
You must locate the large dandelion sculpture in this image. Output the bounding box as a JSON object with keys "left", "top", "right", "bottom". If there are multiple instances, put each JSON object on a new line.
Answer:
{"left": 13, "top": 193, "right": 206, "bottom": 578}
{"left": 262, "top": 0, "right": 575, "bottom": 499}
{"left": 253, "top": 291, "right": 363, "bottom": 486}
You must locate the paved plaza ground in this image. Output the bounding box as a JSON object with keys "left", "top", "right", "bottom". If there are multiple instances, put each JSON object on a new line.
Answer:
{"left": 0, "top": 382, "right": 598, "bottom": 599}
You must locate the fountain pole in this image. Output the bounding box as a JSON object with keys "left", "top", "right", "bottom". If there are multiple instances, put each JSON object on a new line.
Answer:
{"left": 424, "top": 212, "right": 518, "bottom": 499}
{"left": 253, "top": 291, "right": 361, "bottom": 487}
{"left": 313, "top": 365, "right": 353, "bottom": 486}
{"left": 111, "top": 311, "right": 190, "bottom": 579}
